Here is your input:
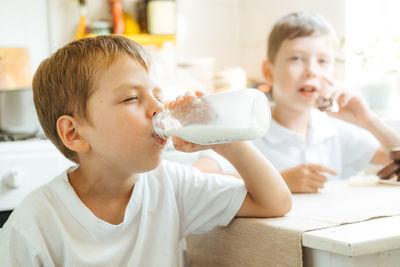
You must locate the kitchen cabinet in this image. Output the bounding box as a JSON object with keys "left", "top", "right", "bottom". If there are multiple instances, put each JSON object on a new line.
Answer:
{"left": 303, "top": 216, "right": 400, "bottom": 266}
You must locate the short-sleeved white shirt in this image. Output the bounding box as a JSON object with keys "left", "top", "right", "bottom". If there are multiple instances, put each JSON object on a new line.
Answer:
{"left": 206, "top": 109, "right": 380, "bottom": 180}
{"left": 0, "top": 160, "right": 246, "bottom": 267}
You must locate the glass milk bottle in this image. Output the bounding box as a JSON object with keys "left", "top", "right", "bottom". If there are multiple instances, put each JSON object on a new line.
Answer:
{"left": 152, "top": 89, "right": 271, "bottom": 145}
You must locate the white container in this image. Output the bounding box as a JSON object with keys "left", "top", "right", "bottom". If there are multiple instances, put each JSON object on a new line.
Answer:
{"left": 147, "top": 0, "right": 176, "bottom": 35}
{"left": 153, "top": 89, "right": 271, "bottom": 145}
{"left": 214, "top": 67, "right": 247, "bottom": 93}
{"left": 0, "top": 88, "right": 39, "bottom": 134}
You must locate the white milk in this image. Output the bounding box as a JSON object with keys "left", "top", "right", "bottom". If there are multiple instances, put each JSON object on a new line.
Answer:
{"left": 153, "top": 89, "right": 271, "bottom": 145}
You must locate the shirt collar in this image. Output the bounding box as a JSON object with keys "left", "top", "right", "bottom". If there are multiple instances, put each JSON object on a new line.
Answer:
{"left": 308, "top": 108, "right": 338, "bottom": 144}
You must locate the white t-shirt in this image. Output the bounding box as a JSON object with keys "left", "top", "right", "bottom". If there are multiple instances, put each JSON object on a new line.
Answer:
{"left": 206, "top": 109, "right": 380, "bottom": 180}
{"left": 0, "top": 160, "right": 246, "bottom": 267}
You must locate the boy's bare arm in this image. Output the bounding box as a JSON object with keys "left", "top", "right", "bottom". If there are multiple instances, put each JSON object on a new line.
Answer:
{"left": 170, "top": 91, "right": 291, "bottom": 217}
{"left": 176, "top": 139, "right": 291, "bottom": 217}
{"left": 361, "top": 113, "right": 400, "bottom": 165}
{"left": 193, "top": 157, "right": 335, "bottom": 194}
{"left": 192, "top": 157, "right": 241, "bottom": 178}
{"left": 327, "top": 91, "right": 400, "bottom": 165}
{"left": 213, "top": 142, "right": 292, "bottom": 217}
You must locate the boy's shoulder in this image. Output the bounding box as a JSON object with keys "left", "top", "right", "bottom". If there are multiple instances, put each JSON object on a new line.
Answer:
{"left": 3, "top": 170, "right": 68, "bottom": 229}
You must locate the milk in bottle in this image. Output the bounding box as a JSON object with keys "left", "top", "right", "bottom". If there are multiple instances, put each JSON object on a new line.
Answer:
{"left": 152, "top": 89, "right": 271, "bottom": 145}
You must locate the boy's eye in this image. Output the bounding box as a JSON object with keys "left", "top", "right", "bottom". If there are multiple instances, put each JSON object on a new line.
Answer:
{"left": 291, "top": 56, "right": 301, "bottom": 61}
{"left": 319, "top": 58, "right": 329, "bottom": 64}
{"left": 123, "top": 96, "right": 138, "bottom": 102}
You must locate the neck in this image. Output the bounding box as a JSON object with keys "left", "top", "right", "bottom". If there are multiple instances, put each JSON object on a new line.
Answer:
{"left": 67, "top": 163, "right": 138, "bottom": 225}
{"left": 68, "top": 164, "right": 137, "bottom": 200}
{"left": 272, "top": 103, "right": 311, "bottom": 137}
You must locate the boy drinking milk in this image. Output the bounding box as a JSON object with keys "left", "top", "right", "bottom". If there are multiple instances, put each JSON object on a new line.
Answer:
{"left": 0, "top": 35, "right": 291, "bottom": 266}
{"left": 194, "top": 11, "right": 400, "bottom": 193}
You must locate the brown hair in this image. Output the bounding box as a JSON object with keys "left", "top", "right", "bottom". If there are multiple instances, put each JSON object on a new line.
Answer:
{"left": 267, "top": 11, "right": 336, "bottom": 63}
{"left": 32, "top": 35, "right": 150, "bottom": 162}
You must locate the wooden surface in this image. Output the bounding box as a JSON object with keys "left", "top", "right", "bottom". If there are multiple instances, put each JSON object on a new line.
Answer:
{"left": 186, "top": 180, "right": 400, "bottom": 267}
{"left": 0, "top": 47, "right": 33, "bottom": 90}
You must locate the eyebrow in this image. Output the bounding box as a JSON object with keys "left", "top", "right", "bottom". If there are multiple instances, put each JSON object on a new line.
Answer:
{"left": 288, "top": 49, "right": 333, "bottom": 56}
{"left": 113, "top": 83, "right": 162, "bottom": 96}
{"left": 113, "top": 83, "right": 143, "bottom": 92}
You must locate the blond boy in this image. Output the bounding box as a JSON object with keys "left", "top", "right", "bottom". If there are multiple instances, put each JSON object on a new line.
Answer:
{"left": 0, "top": 35, "right": 291, "bottom": 266}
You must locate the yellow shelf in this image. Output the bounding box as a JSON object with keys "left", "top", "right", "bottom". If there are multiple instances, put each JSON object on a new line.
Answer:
{"left": 82, "top": 33, "right": 175, "bottom": 48}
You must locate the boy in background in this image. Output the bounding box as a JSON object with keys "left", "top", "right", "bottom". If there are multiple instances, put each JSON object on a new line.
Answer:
{"left": 194, "top": 11, "right": 400, "bottom": 193}
{"left": 0, "top": 35, "right": 291, "bottom": 266}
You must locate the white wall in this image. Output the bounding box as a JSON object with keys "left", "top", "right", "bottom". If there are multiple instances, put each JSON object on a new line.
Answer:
{"left": 177, "top": 0, "right": 346, "bottom": 82}
{"left": 0, "top": 0, "right": 50, "bottom": 71}
{"left": 176, "top": 0, "right": 242, "bottom": 70}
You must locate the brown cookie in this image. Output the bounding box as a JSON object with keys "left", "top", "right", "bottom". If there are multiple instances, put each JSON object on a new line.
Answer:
{"left": 377, "top": 161, "right": 400, "bottom": 179}
{"left": 315, "top": 96, "right": 333, "bottom": 112}
{"left": 390, "top": 147, "right": 400, "bottom": 161}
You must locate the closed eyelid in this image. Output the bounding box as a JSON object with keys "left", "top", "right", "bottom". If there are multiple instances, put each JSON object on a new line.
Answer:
{"left": 290, "top": 56, "right": 302, "bottom": 61}
{"left": 123, "top": 95, "right": 139, "bottom": 102}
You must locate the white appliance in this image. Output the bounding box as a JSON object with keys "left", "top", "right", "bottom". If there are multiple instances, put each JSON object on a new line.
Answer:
{"left": 0, "top": 138, "right": 73, "bottom": 226}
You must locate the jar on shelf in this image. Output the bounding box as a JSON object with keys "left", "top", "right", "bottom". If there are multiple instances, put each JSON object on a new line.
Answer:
{"left": 90, "top": 20, "right": 111, "bottom": 35}
{"left": 147, "top": 0, "right": 176, "bottom": 35}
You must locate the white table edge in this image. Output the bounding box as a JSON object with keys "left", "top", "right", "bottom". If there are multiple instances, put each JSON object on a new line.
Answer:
{"left": 302, "top": 215, "right": 400, "bottom": 257}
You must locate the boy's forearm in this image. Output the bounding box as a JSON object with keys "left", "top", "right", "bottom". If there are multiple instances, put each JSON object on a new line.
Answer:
{"left": 363, "top": 113, "right": 400, "bottom": 150}
{"left": 214, "top": 142, "right": 292, "bottom": 215}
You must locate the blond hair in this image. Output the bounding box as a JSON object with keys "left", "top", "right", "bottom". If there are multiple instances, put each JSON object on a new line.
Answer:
{"left": 267, "top": 11, "right": 336, "bottom": 63}
{"left": 33, "top": 35, "right": 150, "bottom": 162}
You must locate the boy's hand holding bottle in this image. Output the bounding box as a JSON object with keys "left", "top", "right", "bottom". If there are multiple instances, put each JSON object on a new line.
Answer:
{"left": 154, "top": 89, "right": 271, "bottom": 153}
{"left": 166, "top": 91, "right": 217, "bottom": 153}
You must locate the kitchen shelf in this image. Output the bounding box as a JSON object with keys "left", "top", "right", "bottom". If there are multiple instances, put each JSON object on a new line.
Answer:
{"left": 82, "top": 33, "right": 175, "bottom": 48}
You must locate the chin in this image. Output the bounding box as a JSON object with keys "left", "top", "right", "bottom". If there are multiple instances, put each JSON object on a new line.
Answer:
{"left": 143, "top": 153, "right": 164, "bottom": 172}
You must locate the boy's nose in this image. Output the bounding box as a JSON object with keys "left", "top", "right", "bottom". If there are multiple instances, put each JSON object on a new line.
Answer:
{"left": 148, "top": 97, "right": 164, "bottom": 118}
{"left": 305, "top": 61, "right": 318, "bottom": 78}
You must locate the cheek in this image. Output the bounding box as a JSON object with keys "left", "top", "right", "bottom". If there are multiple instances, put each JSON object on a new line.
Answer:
{"left": 274, "top": 66, "right": 298, "bottom": 89}
{"left": 111, "top": 118, "right": 145, "bottom": 144}
{"left": 93, "top": 112, "right": 143, "bottom": 148}
{"left": 103, "top": 107, "right": 142, "bottom": 129}
{"left": 321, "top": 65, "right": 335, "bottom": 76}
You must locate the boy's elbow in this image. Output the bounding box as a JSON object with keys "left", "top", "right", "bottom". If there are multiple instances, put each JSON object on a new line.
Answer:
{"left": 263, "top": 193, "right": 292, "bottom": 217}
{"left": 271, "top": 193, "right": 292, "bottom": 217}
{"left": 279, "top": 193, "right": 292, "bottom": 216}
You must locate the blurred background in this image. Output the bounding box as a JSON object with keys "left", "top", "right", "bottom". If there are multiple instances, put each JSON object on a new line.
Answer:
{"left": 1, "top": 0, "right": 400, "bottom": 126}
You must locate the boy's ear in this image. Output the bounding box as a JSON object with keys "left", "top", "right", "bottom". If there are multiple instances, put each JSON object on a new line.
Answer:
{"left": 262, "top": 60, "right": 274, "bottom": 86}
{"left": 57, "top": 115, "right": 90, "bottom": 153}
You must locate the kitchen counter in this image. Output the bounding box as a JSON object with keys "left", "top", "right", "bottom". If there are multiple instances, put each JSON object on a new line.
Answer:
{"left": 185, "top": 178, "right": 400, "bottom": 267}
{"left": 0, "top": 139, "right": 73, "bottom": 226}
